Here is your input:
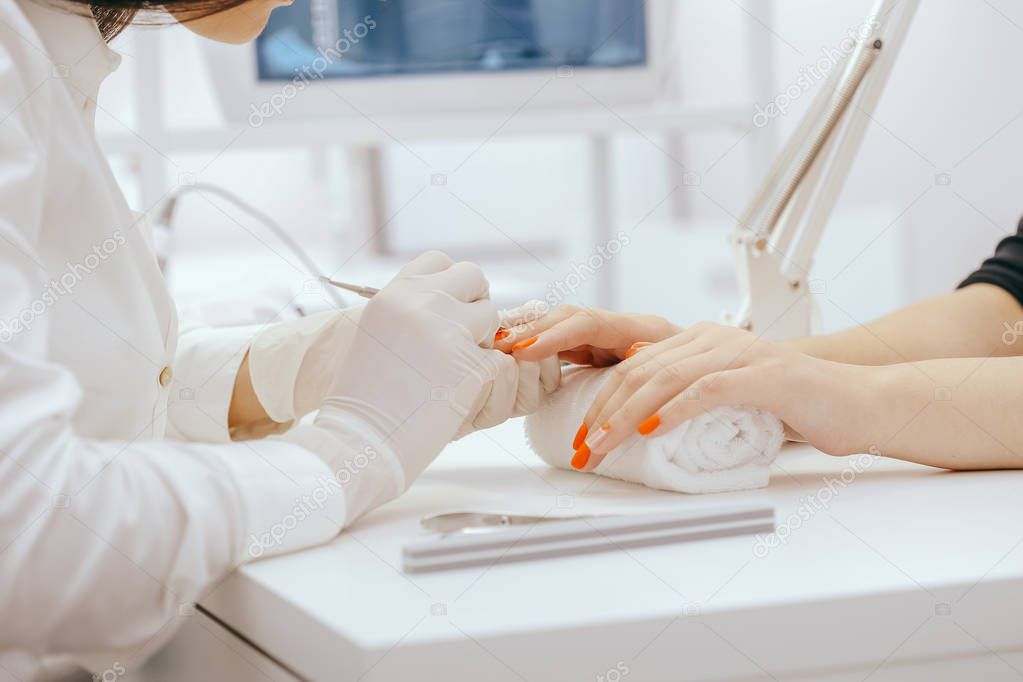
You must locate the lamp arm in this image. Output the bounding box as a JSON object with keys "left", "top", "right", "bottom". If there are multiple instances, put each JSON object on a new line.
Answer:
{"left": 730, "top": 0, "right": 920, "bottom": 339}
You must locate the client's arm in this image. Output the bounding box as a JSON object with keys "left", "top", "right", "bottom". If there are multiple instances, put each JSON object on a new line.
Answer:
{"left": 791, "top": 222, "right": 1023, "bottom": 364}
{"left": 499, "top": 285, "right": 1023, "bottom": 369}
{"left": 571, "top": 323, "right": 1023, "bottom": 472}
{"left": 786, "top": 284, "right": 1023, "bottom": 364}
{"left": 501, "top": 225, "right": 1023, "bottom": 470}
{"left": 862, "top": 354, "right": 1023, "bottom": 469}
{"left": 505, "top": 307, "right": 1023, "bottom": 469}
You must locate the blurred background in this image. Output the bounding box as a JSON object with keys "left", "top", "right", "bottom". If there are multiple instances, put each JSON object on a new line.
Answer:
{"left": 95, "top": 0, "right": 1023, "bottom": 336}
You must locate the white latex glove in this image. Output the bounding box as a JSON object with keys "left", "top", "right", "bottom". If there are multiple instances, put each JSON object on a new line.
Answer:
{"left": 248, "top": 301, "right": 560, "bottom": 440}
{"left": 246, "top": 307, "right": 364, "bottom": 426}
{"left": 285, "top": 252, "right": 505, "bottom": 523}
{"left": 499, "top": 299, "right": 561, "bottom": 412}
{"left": 452, "top": 299, "right": 561, "bottom": 439}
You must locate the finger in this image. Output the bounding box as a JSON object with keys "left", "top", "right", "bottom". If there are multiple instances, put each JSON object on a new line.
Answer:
{"left": 580, "top": 336, "right": 697, "bottom": 430}
{"left": 453, "top": 376, "right": 494, "bottom": 441}
{"left": 590, "top": 348, "right": 715, "bottom": 437}
{"left": 581, "top": 351, "right": 716, "bottom": 466}
{"left": 625, "top": 341, "right": 653, "bottom": 359}
{"left": 398, "top": 250, "right": 454, "bottom": 276}
{"left": 509, "top": 360, "right": 544, "bottom": 416}
{"left": 510, "top": 357, "right": 562, "bottom": 414}
{"left": 578, "top": 323, "right": 722, "bottom": 427}
{"left": 471, "top": 352, "right": 519, "bottom": 430}
{"left": 559, "top": 349, "right": 599, "bottom": 365}
{"left": 494, "top": 298, "right": 555, "bottom": 347}
{"left": 510, "top": 313, "right": 600, "bottom": 360}
{"left": 560, "top": 347, "right": 621, "bottom": 367}
{"left": 428, "top": 261, "right": 491, "bottom": 303}
{"left": 537, "top": 355, "right": 562, "bottom": 394}
{"left": 581, "top": 368, "right": 748, "bottom": 472}
{"left": 498, "top": 299, "right": 551, "bottom": 328}
{"left": 569, "top": 345, "right": 680, "bottom": 469}
{"left": 499, "top": 306, "right": 658, "bottom": 357}
{"left": 579, "top": 350, "right": 657, "bottom": 431}
{"left": 461, "top": 299, "right": 501, "bottom": 346}
{"left": 648, "top": 369, "right": 751, "bottom": 435}
{"left": 505, "top": 308, "right": 619, "bottom": 357}
{"left": 494, "top": 306, "right": 575, "bottom": 353}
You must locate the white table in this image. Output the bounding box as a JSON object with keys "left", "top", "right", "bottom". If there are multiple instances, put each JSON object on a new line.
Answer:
{"left": 136, "top": 419, "right": 1023, "bottom": 682}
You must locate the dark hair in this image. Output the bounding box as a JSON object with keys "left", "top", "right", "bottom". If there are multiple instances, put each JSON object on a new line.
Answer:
{"left": 57, "top": 1, "right": 248, "bottom": 42}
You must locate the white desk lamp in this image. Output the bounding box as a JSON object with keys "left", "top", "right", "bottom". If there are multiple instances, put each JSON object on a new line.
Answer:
{"left": 728, "top": 0, "right": 920, "bottom": 340}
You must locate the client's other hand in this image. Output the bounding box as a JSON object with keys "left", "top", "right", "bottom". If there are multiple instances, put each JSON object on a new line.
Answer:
{"left": 494, "top": 304, "right": 680, "bottom": 366}
{"left": 573, "top": 322, "right": 881, "bottom": 470}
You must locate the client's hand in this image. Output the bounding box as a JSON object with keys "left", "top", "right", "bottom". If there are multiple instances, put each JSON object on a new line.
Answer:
{"left": 573, "top": 322, "right": 883, "bottom": 470}
{"left": 494, "top": 304, "right": 680, "bottom": 366}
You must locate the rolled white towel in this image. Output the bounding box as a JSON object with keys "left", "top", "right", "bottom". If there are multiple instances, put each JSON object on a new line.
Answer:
{"left": 524, "top": 367, "right": 784, "bottom": 494}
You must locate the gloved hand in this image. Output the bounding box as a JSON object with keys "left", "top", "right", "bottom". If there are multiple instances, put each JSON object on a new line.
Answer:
{"left": 249, "top": 300, "right": 560, "bottom": 439}
{"left": 284, "top": 252, "right": 505, "bottom": 523}
{"left": 499, "top": 299, "right": 562, "bottom": 412}
{"left": 246, "top": 307, "right": 364, "bottom": 427}
{"left": 453, "top": 299, "right": 561, "bottom": 439}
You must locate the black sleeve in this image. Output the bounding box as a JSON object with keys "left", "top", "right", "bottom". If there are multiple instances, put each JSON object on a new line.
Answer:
{"left": 958, "top": 217, "right": 1023, "bottom": 307}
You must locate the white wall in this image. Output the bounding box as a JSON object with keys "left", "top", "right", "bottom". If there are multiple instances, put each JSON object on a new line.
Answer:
{"left": 97, "top": 0, "right": 1023, "bottom": 332}
{"left": 752, "top": 0, "right": 1023, "bottom": 302}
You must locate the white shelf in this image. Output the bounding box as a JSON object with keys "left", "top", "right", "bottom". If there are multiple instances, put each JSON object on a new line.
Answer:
{"left": 98, "top": 104, "right": 753, "bottom": 155}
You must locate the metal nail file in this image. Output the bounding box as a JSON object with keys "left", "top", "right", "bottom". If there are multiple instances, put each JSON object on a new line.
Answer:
{"left": 319, "top": 275, "right": 380, "bottom": 299}
{"left": 403, "top": 505, "right": 774, "bottom": 573}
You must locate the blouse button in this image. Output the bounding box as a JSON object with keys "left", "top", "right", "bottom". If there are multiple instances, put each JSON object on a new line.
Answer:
{"left": 159, "top": 366, "right": 173, "bottom": 388}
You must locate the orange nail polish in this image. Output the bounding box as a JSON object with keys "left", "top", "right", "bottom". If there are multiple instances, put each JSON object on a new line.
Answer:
{"left": 625, "top": 342, "right": 652, "bottom": 359}
{"left": 637, "top": 414, "right": 661, "bottom": 436}
{"left": 571, "top": 443, "right": 591, "bottom": 470}
{"left": 572, "top": 423, "right": 588, "bottom": 450}
{"left": 494, "top": 328, "right": 510, "bottom": 342}
{"left": 585, "top": 423, "right": 612, "bottom": 452}
{"left": 512, "top": 336, "right": 538, "bottom": 351}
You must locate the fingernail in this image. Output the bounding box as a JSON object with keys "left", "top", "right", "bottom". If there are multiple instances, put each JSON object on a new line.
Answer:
{"left": 571, "top": 443, "right": 591, "bottom": 470}
{"left": 494, "top": 327, "right": 510, "bottom": 342}
{"left": 637, "top": 414, "right": 661, "bottom": 436}
{"left": 586, "top": 423, "right": 611, "bottom": 452}
{"left": 625, "top": 342, "right": 652, "bottom": 359}
{"left": 572, "top": 423, "right": 588, "bottom": 450}
{"left": 512, "top": 336, "right": 538, "bottom": 351}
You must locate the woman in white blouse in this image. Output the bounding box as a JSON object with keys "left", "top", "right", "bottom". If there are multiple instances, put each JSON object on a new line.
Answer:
{"left": 0, "top": 0, "right": 557, "bottom": 676}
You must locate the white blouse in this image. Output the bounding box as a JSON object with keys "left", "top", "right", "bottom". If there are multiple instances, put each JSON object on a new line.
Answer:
{"left": 0, "top": 0, "right": 349, "bottom": 675}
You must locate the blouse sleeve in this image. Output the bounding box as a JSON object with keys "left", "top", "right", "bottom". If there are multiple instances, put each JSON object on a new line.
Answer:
{"left": 166, "top": 320, "right": 265, "bottom": 443}
{"left": 958, "top": 217, "right": 1023, "bottom": 306}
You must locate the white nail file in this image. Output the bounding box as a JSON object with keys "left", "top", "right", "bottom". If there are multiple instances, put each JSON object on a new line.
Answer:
{"left": 403, "top": 505, "right": 774, "bottom": 574}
